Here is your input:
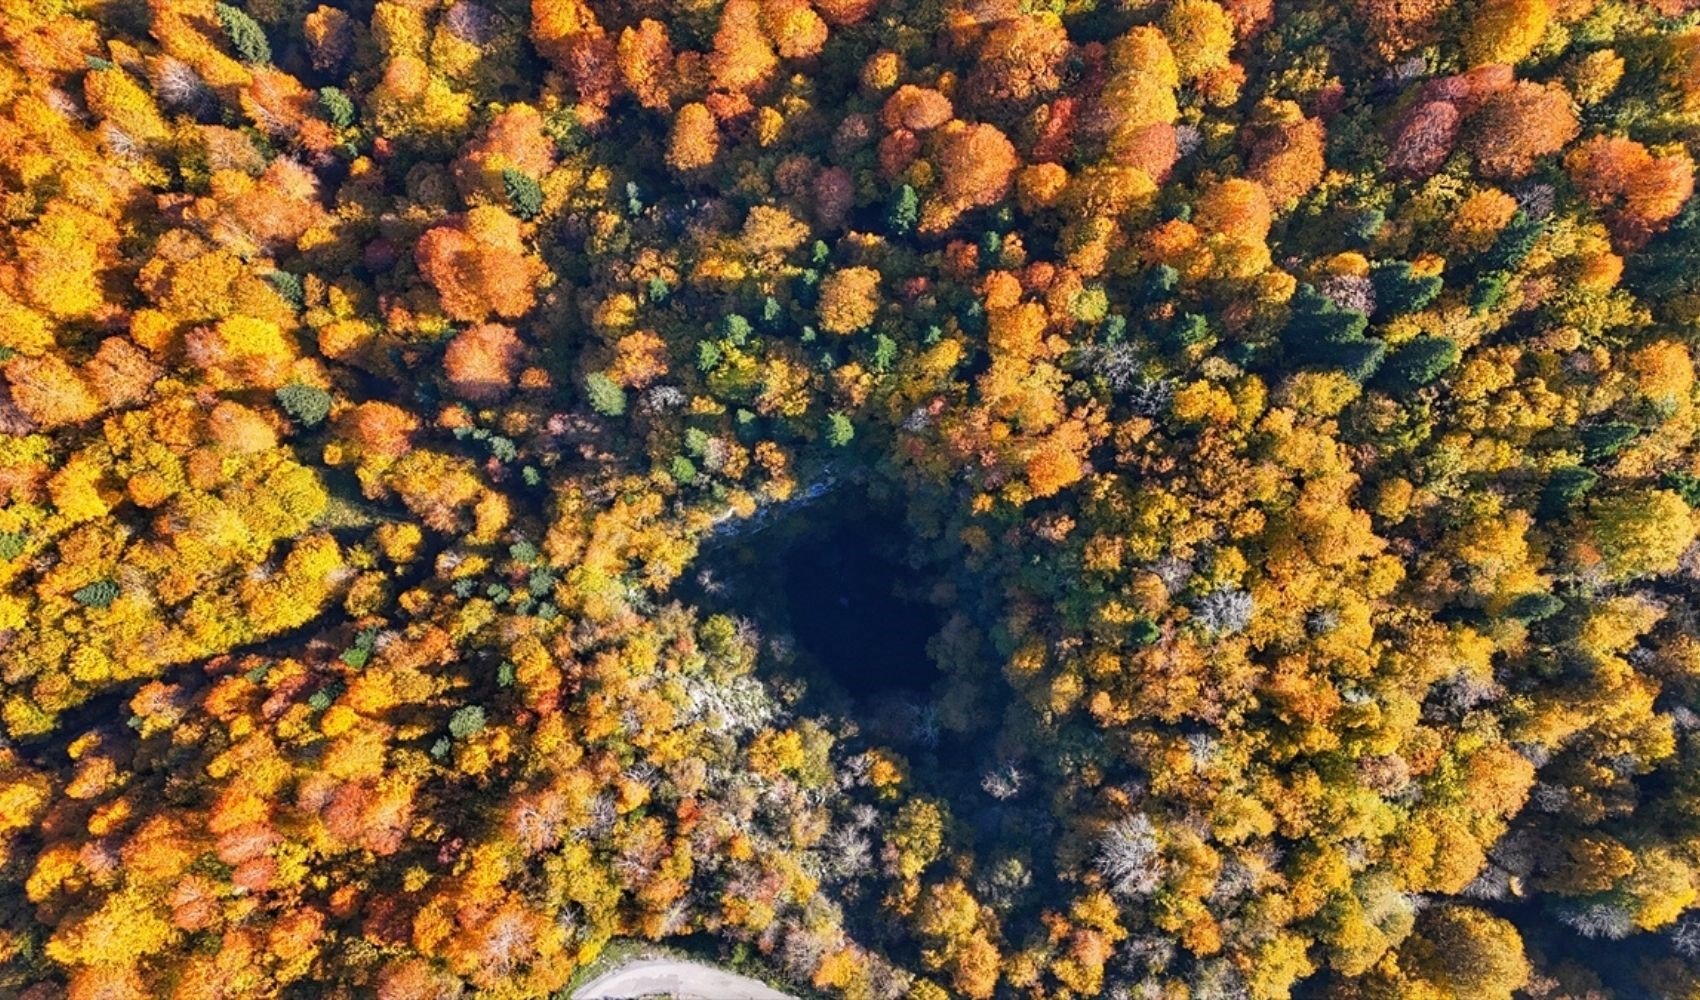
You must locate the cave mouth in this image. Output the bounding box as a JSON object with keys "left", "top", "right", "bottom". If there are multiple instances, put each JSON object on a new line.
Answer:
{"left": 780, "top": 512, "right": 942, "bottom": 699}
{"left": 682, "top": 489, "right": 945, "bottom": 705}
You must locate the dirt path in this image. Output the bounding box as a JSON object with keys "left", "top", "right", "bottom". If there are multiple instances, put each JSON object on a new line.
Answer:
{"left": 571, "top": 957, "right": 796, "bottom": 999}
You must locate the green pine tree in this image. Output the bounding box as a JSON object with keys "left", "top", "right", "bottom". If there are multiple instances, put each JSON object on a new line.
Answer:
{"left": 503, "top": 168, "right": 545, "bottom": 220}
{"left": 888, "top": 185, "right": 919, "bottom": 235}
{"left": 276, "top": 384, "right": 332, "bottom": 427}
{"left": 73, "top": 579, "right": 120, "bottom": 609}
{"left": 318, "top": 87, "right": 356, "bottom": 128}
{"left": 825, "top": 412, "right": 855, "bottom": 447}
{"left": 215, "top": 3, "right": 272, "bottom": 64}
{"left": 585, "top": 372, "right": 627, "bottom": 416}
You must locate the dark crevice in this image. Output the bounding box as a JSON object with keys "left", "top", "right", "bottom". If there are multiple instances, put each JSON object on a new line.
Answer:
{"left": 678, "top": 489, "right": 944, "bottom": 711}
{"left": 781, "top": 517, "right": 941, "bottom": 699}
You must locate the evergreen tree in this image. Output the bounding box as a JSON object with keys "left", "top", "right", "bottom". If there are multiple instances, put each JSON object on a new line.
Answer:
{"left": 1371, "top": 261, "right": 1443, "bottom": 316}
{"left": 584, "top": 372, "right": 627, "bottom": 416}
{"left": 888, "top": 184, "right": 919, "bottom": 235}
{"left": 503, "top": 169, "right": 545, "bottom": 220}
{"left": 318, "top": 87, "right": 356, "bottom": 128}
{"left": 216, "top": 3, "right": 271, "bottom": 64}
{"left": 276, "top": 384, "right": 332, "bottom": 427}
{"left": 826, "top": 412, "right": 855, "bottom": 446}
{"left": 1376, "top": 336, "right": 1460, "bottom": 392}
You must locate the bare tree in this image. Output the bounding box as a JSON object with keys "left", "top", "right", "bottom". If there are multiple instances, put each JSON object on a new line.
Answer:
{"left": 152, "top": 57, "right": 217, "bottom": 119}
{"left": 1096, "top": 813, "right": 1166, "bottom": 898}
{"left": 819, "top": 827, "right": 874, "bottom": 882}
{"left": 981, "top": 762, "right": 1026, "bottom": 800}
{"left": 906, "top": 701, "right": 942, "bottom": 748}
{"left": 1559, "top": 900, "right": 1635, "bottom": 940}
{"left": 1319, "top": 274, "right": 1377, "bottom": 315}
{"left": 1195, "top": 587, "right": 1254, "bottom": 637}
{"left": 1672, "top": 916, "right": 1700, "bottom": 958}
{"left": 444, "top": 1, "right": 497, "bottom": 43}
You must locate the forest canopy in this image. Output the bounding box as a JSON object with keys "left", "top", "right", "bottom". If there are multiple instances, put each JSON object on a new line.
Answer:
{"left": 2, "top": 0, "right": 1700, "bottom": 998}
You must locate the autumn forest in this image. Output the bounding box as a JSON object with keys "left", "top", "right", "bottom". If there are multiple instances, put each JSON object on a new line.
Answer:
{"left": 3, "top": 0, "right": 1700, "bottom": 997}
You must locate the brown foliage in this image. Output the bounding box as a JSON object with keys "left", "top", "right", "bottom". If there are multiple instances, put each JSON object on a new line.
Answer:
{"left": 211, "top": 157, "right": 328, "bottom": 250}
{"left": 1354, "top": 0, "right": 1458, "bottom": 59}
{"left": 761, "top": 0, "right": 829, "bottom": 59}
{"left": 1110, "top": 123, "right": 1179, "bottom": 180}
{"left": 445, "top": 324, "right": 525, "bottom": 403}
{"left": 341, "top": 401, "right": 419, "bottom": 459}
{"left": 531, "top": 0, "right": 617, "bottom": 108}
{"left": 1566, "top": 135, "right": 1696, "bottom": 248}
{"left": 207, "top": 401, "right": 278, "bottom": 453}
{"left": 819, "top": 267, "right": 882, "bottom": 333}
{"left": 376, "top": 958, "right": 462, "bottom": 1000}
{"left": 530, "top": 0, "right": 600, "bottom": 67}
{"left": 813, "top": 0, "right": 878, "bottom": 26}
{"left": 1248, "top": 114, "right": 1327, "bottom": 206}
{"left": 1195, "top": 177, "right": 1272, "bottom": 241}
{"left": 85, "top": 338, "right": 160, "bottom": 410}
{"left": 416, "top": 207, "right": 545, "bottom": 323}
{"left": 1222, "top": 0, "right": 1276, "bottom": 39}
{"left": 1388, "top": 101, "right": 1461, "bottom": 178}
{"left": 934, "top": 120, "right": 1018, "bottom": 209}
{"left": 618, "top": 20, "right": 676, "bottom": 111}
{"left": 1465, "top": 80, "right": 1579, "bottom": 179}
{"left": 710, "top": 0, "right": 779, "bottom": 93}
{"left": 667, "top": 102, "right": 720, "bottom": 172}
{"left": 453, "top": 105, "right": 556, "bottom": 203}
{"left": 964, "top": 16, "right": 1071, "bottom": 120}
{"left": 812, "top": 166, "right": 854, "bottom": 227}
{"left": 882, "top": 85, "right": 954, "bottom": 132}
{"left": 67, "top": 965, "right": 147, "bottom": 1000}
{"left": 304, "top": 6, "right": 355, "bottom": 74}
{"left": 5, "top": 354, "right": 99, "bottom": 430}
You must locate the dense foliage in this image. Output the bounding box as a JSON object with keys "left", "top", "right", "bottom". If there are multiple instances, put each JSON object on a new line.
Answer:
{"left": 2, "top": 0, "right": 1700, "bottom": 998}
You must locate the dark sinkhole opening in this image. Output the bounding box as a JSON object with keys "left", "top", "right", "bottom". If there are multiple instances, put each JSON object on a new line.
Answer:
{"left": 680, "top": 487, "right": 944, "bottom": 708}
{"left": 780, "top": 514, "right": 942, "bottom": 699}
